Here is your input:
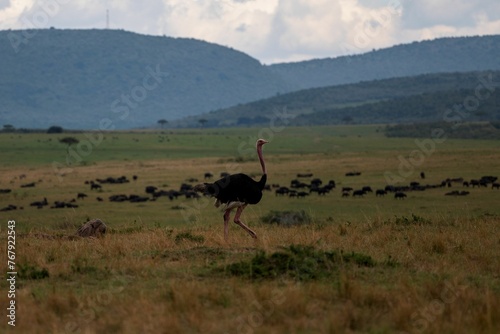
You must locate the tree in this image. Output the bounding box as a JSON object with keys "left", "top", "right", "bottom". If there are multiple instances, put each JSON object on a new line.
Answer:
{"left": 59, "top": 137, "right": 79, "bottom": 152}
{"left": 198, "top": 119, "right": 208, "bottom": 128}
{"left": 47, "top": 125, "right": 63, "bottom": 133}
{"left": 157, "top": 119, "right": 168, "bottom": 129}
{"left": 3, "top": 124, "right": 15, "bottom": 132}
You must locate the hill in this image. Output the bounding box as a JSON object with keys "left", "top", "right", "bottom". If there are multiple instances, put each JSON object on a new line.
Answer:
{"left": 1, "top": 31, "right": 500, "bottom": 130}
{"left": 268, "top": 35, "right": 500, "bottom": 89}
{"left": 173, "top": 71, "right": 500, "bottom": 127}
{"left": 0, "top": 29, "right": 295, "bottom": 129}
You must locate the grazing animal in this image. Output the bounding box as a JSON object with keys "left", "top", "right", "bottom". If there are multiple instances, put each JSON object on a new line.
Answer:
{"left": 376, "top": 189, "right": 387, "bottom": 197}
{"left": 194, "top": 139, "right": 268, "bottom": 240}
{"left": 204, "top": 172, "right": 213, "bottom": 180}
{"left": 30, "top": 197, "right": 48, "bottom": 208}
{"left": 77, "top": 193, "right": 88, "bottom": 200}
{"left": 492, "top": 183, "right": 500, "bottom": 190}
{"left": 394, "top": 192, "right": 407, "bottom": 199}
{"left": 352, "top": 189, "right": 365, "bottom": 197}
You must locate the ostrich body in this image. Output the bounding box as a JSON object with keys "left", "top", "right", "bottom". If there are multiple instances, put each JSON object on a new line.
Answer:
{"left": 194, "top": 139, "right": 268, "bottom": 240}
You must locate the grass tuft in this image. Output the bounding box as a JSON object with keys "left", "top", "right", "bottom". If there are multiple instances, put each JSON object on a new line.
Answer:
{"left": 261, "top": 210, "right": 312, "bottom": 227}
{"left": 222, "top": 245, "right": 375, "bottom": 281}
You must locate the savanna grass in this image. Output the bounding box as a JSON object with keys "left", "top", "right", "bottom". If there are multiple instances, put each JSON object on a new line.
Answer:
{"left": 0, "top": 126, "right": 499, "bottom": 333}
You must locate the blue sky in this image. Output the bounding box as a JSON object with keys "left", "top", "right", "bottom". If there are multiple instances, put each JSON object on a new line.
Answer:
{"left": 1, "top": 0, "right": 499, "bottom": 63}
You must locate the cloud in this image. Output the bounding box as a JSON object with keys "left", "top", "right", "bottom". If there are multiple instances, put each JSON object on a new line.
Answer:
{"left": 0, "top": 0, "right": 499, "bottom": 63}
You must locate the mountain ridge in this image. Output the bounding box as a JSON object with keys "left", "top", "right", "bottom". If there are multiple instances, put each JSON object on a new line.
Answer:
{"left": 1, "top": 30, "right": 500, "bottom": 129}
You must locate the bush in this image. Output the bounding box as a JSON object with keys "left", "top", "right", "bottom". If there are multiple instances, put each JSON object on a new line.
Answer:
{"left": 223, "top": 245, "right": 375, "bottom": 281}
{"left": 47, "top": 125, "right": 63, "bottom": 133}
{"left": 175, "top": 232, "right": 205, "bottom": 244}
{"left": 260, "top": 210, "right": 312, "bottom": 227}
{"left": 18, "top": 263, "right": 49, "bottom": 280}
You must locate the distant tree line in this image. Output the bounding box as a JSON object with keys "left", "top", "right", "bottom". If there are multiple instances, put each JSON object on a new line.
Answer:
{"left": 384, "top": 121, "right": 500, "bottom": 140}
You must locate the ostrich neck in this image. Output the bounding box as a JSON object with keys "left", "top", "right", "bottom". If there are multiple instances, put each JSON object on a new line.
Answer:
{"left": 257, "top": 144, "right": 266, "bottom": 175}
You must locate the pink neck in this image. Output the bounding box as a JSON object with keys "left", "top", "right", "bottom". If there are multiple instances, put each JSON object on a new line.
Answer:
{"left": 257, "top": 144, "right": 266, "bottom": 175}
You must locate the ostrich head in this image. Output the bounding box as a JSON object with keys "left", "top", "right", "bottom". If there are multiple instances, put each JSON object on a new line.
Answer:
{"left": 256, "top": 138, "right": 269, "bottom": 147}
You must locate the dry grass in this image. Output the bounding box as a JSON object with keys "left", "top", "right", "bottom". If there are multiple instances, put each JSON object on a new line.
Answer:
{"left": 1, "top": 129, "right": 500, "bottom": 333}
{"left": 1, "top": 216, "right": 499, "bottom": 333}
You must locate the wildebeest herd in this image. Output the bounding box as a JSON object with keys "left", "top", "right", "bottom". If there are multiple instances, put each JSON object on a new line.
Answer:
{"left": 0, "top": 172, "right": 498, "bottom": 212}
{"left": 273, "top": 173, "right": 499, "bottom": 200}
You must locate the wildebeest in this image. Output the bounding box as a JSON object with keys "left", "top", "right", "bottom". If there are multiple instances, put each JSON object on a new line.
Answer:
{"left": 492, "top": 183, "right": 500, "bottom": 190}
{"left": 297, "top": 173, "right": 313, "bottom": 178}
{"left": 77, "top": 193, "right": 88, "bottom": 200}
{"left": 204, "top": 172, "right": 213, "bottom": 180}
{"left": 297, "top": 191, "right": 309, "bottom": 198}
{"left": 376, "top": 189, "right": 387, "bottom": 197}
{"left": 0, "top": 204, "right": 17, "bottom": 212}
{"left": 394, "top": 192, "right": 407, "bottom": 199}
{"left": 352, "top": 189, "right": 365, "bottom": 197}
{"left": 275, "top": 187, "right": 289, "bottom": 196}
{"left": 361, "top": 186, "right": 373, "bottom": 193}
{"left": 445, "top": 191, "right": 470, "bottom": 196}
{"left": 30, "top": 197, "right": 48, "bottom": 208}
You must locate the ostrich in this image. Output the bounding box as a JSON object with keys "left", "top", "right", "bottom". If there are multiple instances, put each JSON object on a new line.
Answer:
{"left": 194, "top": 139, "right": 269, "bottom": 240}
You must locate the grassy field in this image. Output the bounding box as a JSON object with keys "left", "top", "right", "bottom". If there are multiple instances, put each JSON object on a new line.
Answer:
{"left": 0, "top": 125, "right": 499, "bottom": 333}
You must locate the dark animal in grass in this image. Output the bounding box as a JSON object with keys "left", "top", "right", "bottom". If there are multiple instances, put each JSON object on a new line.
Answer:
{"left": 76, "top": 219, "right": 107, "bottom": 238}
{"left": 0, "top": 204, "right": 17, "bottom": 212}
{"left": 204, "top": 172, "right": 213, "bottom": 180}
{"left": 30, "top": 197, "right": 48, "bottom": 208}
{"left": 362, "top": 186, "right": 373, "bottom": 193}
{"left": 77, "top": 193, "right": 87, "bottom": 200}
{"left": 194, "top": 139, "right": 268, "bottom": 240}
{"left": 492, "top": 183, "right": 499, "bottom": 190}
{"left": 394, "top": 192, "right": 407, "bottom": 199}
{"left": 352, "top": 189, "right": 365, "bottom": 197}
{"left": 376, "top": 189, "right": 387, "bottom": 197}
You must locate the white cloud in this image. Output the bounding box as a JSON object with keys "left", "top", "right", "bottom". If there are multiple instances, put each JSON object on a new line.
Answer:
{"left": 0, "top": 0, "right": 499, "bottom": 63}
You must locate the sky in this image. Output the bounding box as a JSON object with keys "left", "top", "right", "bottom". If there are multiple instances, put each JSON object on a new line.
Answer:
{"left": 1, "top": 0, "right": 499, "bottom": 64}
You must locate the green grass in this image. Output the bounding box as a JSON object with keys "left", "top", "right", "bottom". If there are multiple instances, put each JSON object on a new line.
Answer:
{"left": 1, "top": 125, "right": 500, "bottom": 231}
{"left": 0, "top": 125, "right": 499, "bottom": 333}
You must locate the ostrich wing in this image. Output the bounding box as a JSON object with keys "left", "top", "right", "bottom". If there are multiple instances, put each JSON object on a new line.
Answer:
{"left": 196, "top": 173, "right": 265, "bottom": 205}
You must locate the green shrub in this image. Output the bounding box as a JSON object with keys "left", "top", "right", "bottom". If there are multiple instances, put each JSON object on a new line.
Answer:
{"left": 261, "top": 210, "right": 312, "bottom": 227}
{"left": 17, "top": 263, "right": 49, "bottom": 280}
{"left": 175, "top": 232, "right": 205, "bottom": 244}
{"left": 223, "top": 245, "right": 374, "bottom": 281}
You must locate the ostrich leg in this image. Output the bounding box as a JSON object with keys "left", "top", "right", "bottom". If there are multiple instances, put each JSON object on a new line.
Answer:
{"left": 233, "top": 204, "right": 257, "bottom": 239}
{"left": 223, "top": 209, "right": 232, "bottom": 241}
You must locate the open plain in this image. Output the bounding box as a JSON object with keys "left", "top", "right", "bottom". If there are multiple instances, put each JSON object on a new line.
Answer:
{"left": 0, "top": 125, "right": 499, "bottom": 333}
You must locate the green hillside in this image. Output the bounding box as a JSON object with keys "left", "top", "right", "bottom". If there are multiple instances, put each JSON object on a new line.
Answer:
{"left": 174, "top": 71, "right": 500, "bottom": 127}
{"left": 0, "top": 29, "right": 294, "bottom": 129}
{"left": 1, "top": 30, "right": 500, "bottom": 130}
{"left": 268, "top": 35, "right": 500, "bottom": 89}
